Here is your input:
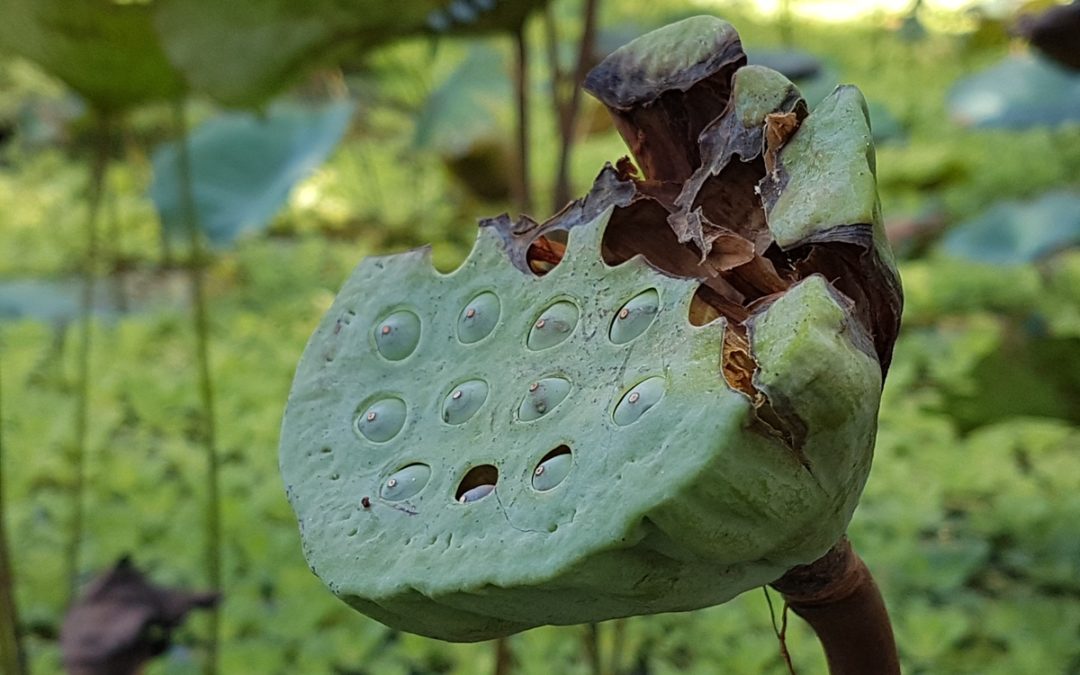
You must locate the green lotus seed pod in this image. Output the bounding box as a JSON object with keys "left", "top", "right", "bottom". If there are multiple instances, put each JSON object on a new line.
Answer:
{"left": 441, "top": 379, "right": 488, "bottom": 425}
{"left": 518, "top": 377, "right": 572, "bottom": 421}
{"left": 609, "top": 289, "right": 659, "bottom": 344}
{"left": 281, "top": 16, "right": 901, "bottom": 644}
{"left": 355, "top": 397, "right": 407, "bottom": 443}
{"left": 374, "top": 310, "right": 421, "bottom": 361}
{"left": 458, "top": 291, "right": 500, "bottom": 344}
{"left": 612, "top": 377, "right": 666, "bottom": 426}
{"left": 532, "top": 450, "right": 573, "bottom": 491}
{"left": 380, "top": 464, "right": 430, "bottom": 501}
{"left": 527, "top": 300, "right": 579, "bottom": 350}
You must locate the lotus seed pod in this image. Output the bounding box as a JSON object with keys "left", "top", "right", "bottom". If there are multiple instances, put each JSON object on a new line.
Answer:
{"left": 281, "top": 15, "right": 901, "bottom": 643}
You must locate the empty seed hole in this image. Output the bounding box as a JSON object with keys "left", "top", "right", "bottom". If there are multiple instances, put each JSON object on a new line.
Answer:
{"left": 526, "top": 230, "right": 568, "bottom": 276}
{"left": 456, "top": 464, "right": 498, "bottom": 503}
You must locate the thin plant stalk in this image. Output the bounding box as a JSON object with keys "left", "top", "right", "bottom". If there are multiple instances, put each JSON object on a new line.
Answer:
{"left": 607, "top": 618, "right": 626, "bottom": 675}
{"left": 493, "top": 636, "right": 513, "bottom": 675}
{"left": 172, "top": 101, "right": 223, "bottom": 675}
{"left": 511, "top": 23, "right": 533, "bottom": 213}
{"left": 552, "top": 0, "right": 599, "bottom": 210}
{"left": 583, "top": 622, "right": 602, "bottom": 675}
{"left": 65, "top": 114, "right": 111, "bottom": 608}
{"left": 0, "top": 355, "right": 29, "bottom": 675}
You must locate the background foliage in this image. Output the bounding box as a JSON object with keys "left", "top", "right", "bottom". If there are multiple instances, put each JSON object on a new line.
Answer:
{"left": 0, "top": 0, "right": 1078, "bottom": 673}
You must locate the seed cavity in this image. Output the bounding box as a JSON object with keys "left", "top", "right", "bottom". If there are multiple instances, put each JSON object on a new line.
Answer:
{"left": 518, "top": 377, "right": 572, "bottom": 421}
{"left": 355, "top": 397, "right": 407, "bottom": 442}
{"left": 380, "top": 463, "right": 431, "bottom": 501}
{"left": 458, "top": 292, "right": 500, "bottom": 344}
{"left": 456, "top": 464, "right": 498, "bottom": 503}
{"left": 532, "top": 446, "right": 572, "bottom": 492}
{"left": 374, "top": 310, "right": 421, "bottom": 361}
{"left": 613, "top": 377, "right": 666, "bottom": 426}
{"left": 610, "top": 289, "right": 660, "bottom": 344}
{"left": 527, "top": 300, "right": 579, "bottom": 350}
{"left": 442, "top": 379, "right": 489, "bottom": 425}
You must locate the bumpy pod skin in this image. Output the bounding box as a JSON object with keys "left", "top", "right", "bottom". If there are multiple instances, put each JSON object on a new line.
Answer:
{"left": 280, "top": 208, "right": 881, "bottom": 642}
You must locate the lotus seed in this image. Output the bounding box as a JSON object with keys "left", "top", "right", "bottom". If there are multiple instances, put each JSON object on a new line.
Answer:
{"left": 528, "top": 301, "right": 580, "bottom": 350}
{"left": 613, "top": 377, "right": 666, "bottom": 426}
{"left": 517, "top": 377, "right": 572, "bottom": 422}
{"left": 458, "top": 292, "right": 500, "bottom": 343}
{"left": 356, "top": 397, "right": 407, "bottom": 443}
{"left": 380, "top": 464, "right": 431, "bottom": 501}
{"left": 374, "top": 310, "right": 421, "bottom": 361}
{"left": 442, "top": 380, "right": 489, "bottom": 425}
{"left": 610, "top": 289, "right": 660, "bottom": 344}
{"left": 532, "top": 449, "right": 573, "bottom": 491}
{"left": 458, "top": 484, "right": 495, "bottom": 503}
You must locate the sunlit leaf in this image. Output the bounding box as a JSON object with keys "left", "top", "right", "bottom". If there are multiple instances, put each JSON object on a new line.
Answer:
{"left": 149, "top": 100, "right": 355, "bottom": 247}
{"left": 0, "top": 0, "right": 185, "bottom": 112}
{"left": 947, "top": 54, "right": 1080, "bottom": 128}
{"left": 413, "top": 47, "right": 510, "bottom": 158}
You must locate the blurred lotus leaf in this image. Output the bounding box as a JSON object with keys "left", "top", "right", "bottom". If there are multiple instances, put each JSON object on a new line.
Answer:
{"left": 414, "top": 47, "right": 512, "bottom": 201}
{"left": 150, "top": 100, "right": 354, "bottom": 247}
{"left": 0, "top": 0, "right": 185, "bottom": 112}
{"left": 940, "top": 191, "right": 1080, "bottom": 264}
{"left": 947, "top": 54, "right": 1080, "bottom": 128}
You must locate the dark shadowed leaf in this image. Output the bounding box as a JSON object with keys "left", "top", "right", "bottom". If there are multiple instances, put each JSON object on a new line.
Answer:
{"left": 940, "top": 191, "right": 1080, "bottom": 264}
{"left": 947, "top": 54, "right": 1080, "bottom": 128}
{"left": 150, "top": 100, "right": 354, "bottom": 247}
{"left": 0, "top": 0, "right": 185, "bottom": 112}
{"left": 152, "top": 0, "right": 548, "bottom": 107}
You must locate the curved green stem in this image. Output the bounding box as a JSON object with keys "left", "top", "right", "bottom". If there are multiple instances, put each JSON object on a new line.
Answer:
{"left": 65, "top": 114, "right": 111, "bottom": 608}
{"left": 172, "top": 101, "right": 222, "bottom": 675}
{"left": 0, "top": 353, "right": 28, "bottom": 675}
